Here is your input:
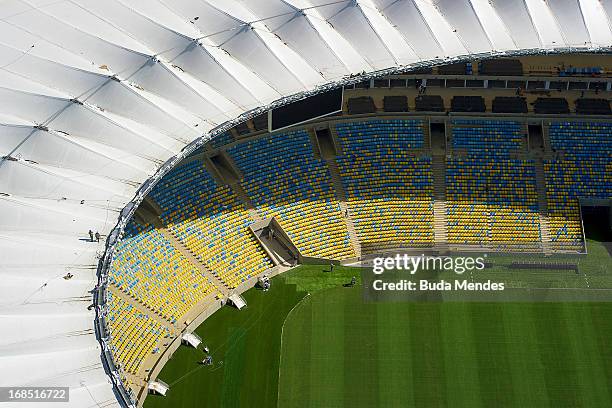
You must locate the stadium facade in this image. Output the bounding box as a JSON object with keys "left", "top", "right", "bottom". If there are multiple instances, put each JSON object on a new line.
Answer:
{"left": 0, "top": 1, "right": 611, "bottom": 406}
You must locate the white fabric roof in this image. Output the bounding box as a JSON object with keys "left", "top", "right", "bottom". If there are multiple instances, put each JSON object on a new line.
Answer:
{"left": 0, "top": 0, "right": 610, "bottom": 406}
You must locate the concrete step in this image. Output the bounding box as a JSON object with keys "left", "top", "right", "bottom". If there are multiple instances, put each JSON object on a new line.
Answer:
{"left": 328, "top": 125, "right": 344, "bottom": 155}
{"left": 542, "top": 123, "right": 553, "bottom": 153}
{"left": 307, "top": 129, "right": 321, "bottom": 160}
{"left": 231, "top": 182, "right": 263, "bottom": 222}
{"left": 108, "top": 284, "right": 179, "bottom": 331}
{"left": 534, "top": 159, "right": 553, "bottom": 255}
{"left": 160, "top": 228, "right": 230, "bottom": 295}
{"left": 326, "top": 159, "right": 347, "bottom": 201}
{"left": 431, "top": 155, "right": 448, "bottom": 249}
{"left": 422, "top": 123, "right": 431, "bottom": 149}
{"left": 325, "top": 158, "right": 361, "bottom": 258}
{"left": 433, "top": 200, "right": 448, "bottom": 248}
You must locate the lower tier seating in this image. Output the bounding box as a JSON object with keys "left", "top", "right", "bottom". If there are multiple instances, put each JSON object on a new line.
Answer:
{"left": 544, "top": 159, "right": 610, "bottom": 250}
{"left": 109, "top": 222, "right": 217, "bottom": 323}
{"left": 105, "top": 289, "right": 170, "bottom": 375}
{"left": 447, "top": 158, "right": 541, "bottom": 249}
{"left": 335, "top": 119, "right": 433, "bottom": 251}
{"left": 545, "top": 121, "right": 612, "bottom": 250}
{"left": 228, "top": 129, "right": 355, "bottom": 259}
{"left": 451, "top": 119, "right": 524, "bottom": 155}
{"left": 169, "top": 186, "right": 274, "bottom": 289}
{"left": 149, "top": 161, "right": 274, "bottom": 289}
{"left": 338, "top": 153, "right": 434, "bottom": 251}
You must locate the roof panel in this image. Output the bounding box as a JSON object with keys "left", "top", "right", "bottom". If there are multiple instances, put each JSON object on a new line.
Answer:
{"left": 240, "top": 0, "right": 298, "bottom": 29}
{"left": 547, "top": 0, "right": 591, "bottom": 46}
{"left": 272, "top": 13, "right": 350, "bottom": 79}
{"left": 469, "top": 0, "right": 517, "bottom": 51}
{"left": 300, "top": 6, "right": 371, "bottom": 72}
{"left": 30, "top": 0, "right": 152, "bottom": 54}
{"left": 374, "top": 0, "right": 444, "bottom": 59}
{"left": 412, "top": 0, "right": 468, "bottom": 56}
{"left": 222, "top": 27, "right": 308, "bottom": 94}
{"left": 4, "top": 7, "right": 150, "bottom": 74}
{"left": 325, "top": 3, "right": 396, "bottom": 68}
{"left": 74, "top": 0, "right": 193, "bottom": 58}
{"left": 580, "top": 0, "right": 612, "bottom": 46}
{"left": 163, "top": 0, "right": 244, "bottom": 45}
{"left": 127, "top": 60, "right": 228, "bottom": 123}
{"left": 433, "top": 0, "right": 492, "bottom": 53}
{"left": 0, "top": 126, "right": 148, "bottom": 182}
{"left": 170, "top": 44, "right": 262, "bottom": 107}
{"left": 523, "top": 0, "right": 566, "bottom": 47}
{"left": 489, "top": 0, "right": 542, "bottom": 49}
{"left": 357, "top": 0, "right": 419, "bottom": 64}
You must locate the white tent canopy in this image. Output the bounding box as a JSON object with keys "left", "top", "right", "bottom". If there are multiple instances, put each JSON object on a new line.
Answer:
{"left": 0, "top": 0, "right": 610, "bottom": 406}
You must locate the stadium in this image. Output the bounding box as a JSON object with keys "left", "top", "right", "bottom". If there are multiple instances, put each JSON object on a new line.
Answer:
{"left": 1, "top": 1, "right": 612, "bottom": 407}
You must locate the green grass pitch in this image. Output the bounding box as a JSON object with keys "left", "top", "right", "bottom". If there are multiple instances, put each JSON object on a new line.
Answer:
{"left": 145, "top": 239, "right": 612, "bottom": 408}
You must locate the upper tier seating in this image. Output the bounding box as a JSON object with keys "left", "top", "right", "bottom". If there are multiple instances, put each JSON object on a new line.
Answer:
{"left": 448, "top": 120, "right": 540, "bottom": 249}
{"left": 447, "top": 158, "right": 541, "bottom": 249}
{"left": 227, "top": 130, "right": 355, "bottom": 259}
{"left": 451, "top": 96, "right": 486, "bottom": 113}
{"left": 559, "top": 66, "right": 603, "bottom": 76}
{"left": 415, "top": 95, "right": 444, "bottom": 112}
{"left": 383, "top": 95, "right": 408, "bottom": 112}
{"left": 149, "top": 161, "right": 273, "bottom": 289}
{"left": 479, "top": 59, "right": 523, "bottom": 76}
{"left": 335, "top": 120, "right": 434, "bottom": 251}
{"left": 347, "top": 96, "right": 376, "bottom": 114}
{"left": 545, "top": 121, "right": 612, "bottom": 250}
{"left": 575, "top": 99, "right": 611, "bottom": 115}
{"left": 534, "top": 98, "right": 570, "bottom": 114}
{"left": 492, "top": 97, "right": 528, "bottom": 114}
{"left": 438, "top": 62, "right": 470, "bottom": 75}
{"left": 105, "top": 289, "right": 169, "bottom": 375}
{"left": 452, "top": 119, "right": 524, "bottom": 156}
{"left": 109, "top": 221, "right": 217, "bottom": 322}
